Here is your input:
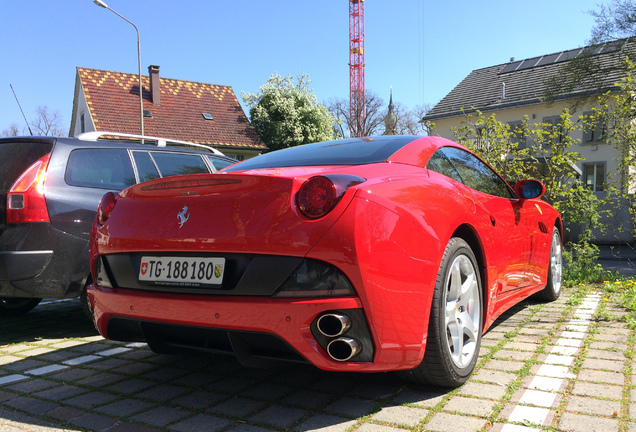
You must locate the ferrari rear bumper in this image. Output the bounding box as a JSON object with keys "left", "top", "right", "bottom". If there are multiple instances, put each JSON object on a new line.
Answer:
{"left": 87, "top": 283, "right": 421, "bottom": 372}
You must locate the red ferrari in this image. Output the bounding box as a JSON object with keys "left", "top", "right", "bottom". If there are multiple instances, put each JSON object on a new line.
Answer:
{"left": 87, "top": 136, "right": 562, "bottom": 387}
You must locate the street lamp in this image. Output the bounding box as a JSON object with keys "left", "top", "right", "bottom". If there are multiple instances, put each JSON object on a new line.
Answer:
{"left": 93, "top": 0, "right": 144, "bottom": 136}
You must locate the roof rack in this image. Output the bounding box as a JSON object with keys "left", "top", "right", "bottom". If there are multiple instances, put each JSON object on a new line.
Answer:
{"left": 76, "top": 131, "right": 224, "bottom": 155}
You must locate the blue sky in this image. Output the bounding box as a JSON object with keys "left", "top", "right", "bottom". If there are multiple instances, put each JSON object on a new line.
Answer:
{"left": 1, "top": 0, "right": 602, "bottom": 134}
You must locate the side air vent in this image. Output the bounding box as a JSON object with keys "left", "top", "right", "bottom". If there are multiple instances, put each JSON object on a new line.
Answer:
{"left": 538, "top": 221, "right": 549, "bottom": 234}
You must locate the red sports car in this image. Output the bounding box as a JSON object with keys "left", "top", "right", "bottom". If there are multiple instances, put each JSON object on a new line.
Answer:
{"left": 87, "top": 136, "right": 562, "bottom": 387}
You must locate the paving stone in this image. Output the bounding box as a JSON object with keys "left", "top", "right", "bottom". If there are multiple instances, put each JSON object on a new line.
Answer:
{"left": 581, "top": 358, "right": 625, "bottom": 372}
{"left": 172, "top": 389, "right": 225, "bottom": 409}
{"left": 371, "top": 404, "right": 426, "bottom": 427}
{"left": 572, "top": 381, "right": 623, "bottom": 400}
{"left": 136, "top": 383, "right": 191, "bottom": 401}
{"left": 294, "top": 414, "right": 357, "bottom": 432}
{"left": 249, "top": 404, "right": 308, "bottom": 428}
{"left": 33, "top": 383, "right": 89, "bottom": 401}
{"left": 243, "top": 382, "right": 291, "bottom": 400}
{"left": 169, "top": 413, "right": 233, "bottom": 432}
{"left": 590, "top": 341, "right": 627, "bottom": 351}
{"left": 105, "top": 377, "right": 156, "bottom": 394}
{"left": 525, "top": 375, "right": 566, "bottom": 392}
{"left": 282, "top": 389, "right": 332, "bottom": 409}
{"left": 516, "top": 388, "right": 558, "bottom": 408}
{"left": 425, "top": 412, "right": 487, "bottom": 432}
{"left": 444, "top": 396, "right": 497, "bottom": 417}
{"left": 5, "top": 377, "right": 59, "bottom": 393}
{"left": 519, "top": 328, "right": 551, "bottom": 337}
{"left": 208, "top": 396, "right": 267, "bottom": 417}
{"left": 347, "top": 382, "right": 402, "bottom": 400}
{"left": 131, "top": 406, "right": 190, "bottom": 427}
{"left": 578, "top": 369, "right": 625, "bottom": 385}
{"left": 105, "top": 421, "right": 165, "bottom": 432}
{"left": 565, "top": 395, "right": 621, "bottom": 416}
{"left": 586, "top": 349, "right": 626, "bottom": 361}
{"left": 4, "top": 396, "right": 58, "bottom": 415}
{"left": 70, "top": 412, "right": 119, "bottom": 431}
{"left": 49, "top": 367, "right": 94, "bottom": 381}
{"left": 94, "top": 398, "right": 155, "bottom": 416}
{"left": 495, "top": 350, "right": 535, "bottom": 361}
{"left": 392, "top": 388, "right": 446, "bottom": 408}
{"left": 504, "top": 342, "right": 540, "bottom": 351}
{"left": 355, "top": 423, "right": 403, "bottom": 432}
{"left": 76, "top": 371, "right": 125, "bottom": 387}
{"left": 558, "top": 412, "right": 619, "bottom": 432}
{"left": 45, "top": 406, "right": 85, "bottom": 421}
{"left": 631, "top": 402, "right": 636, "bottom": 419}
{"left": 482, "top": 359, "right": 526, "bottom": 372}
{"left": 64, "top": 391, "right": 119, "bottom": 409}
{"left": 2, "top": 358, "right": 48, "bottom": 372}
{"left": 473, "top": 368, "right": 517, "bottom": 385}
{"left": 504, "top": 404, "right": 552, "bottom": 426}
{"left": 325, "top": 396, "right": 378, "bottom": 417}
{"left": 593, "top": 333, "right": 629, "bottom": 343}
{"left": 458, "top": 382, "right": 507, "bottom": 400}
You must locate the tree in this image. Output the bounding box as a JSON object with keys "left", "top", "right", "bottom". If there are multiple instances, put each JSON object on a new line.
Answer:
{"left": 327, "top": 93, "right": 429, "bottom": 138}
{"left": 328, "top": 91, "right": 386, "bottom": 138}
{"left": 30, "top": 106, "right": 65, "bottom": 136}
{"left": 2, "top": 106, "right": 65, "bottom": 137}
{"left": 544, "top": 1, "right": 636, "bottom": 104}
{"left": 242, "top": 73, "right": 334, "bottom": 152}
{"left": 589, "top": 0, "right": 636, "bottom": 43}
{"left": 1, "top": 123, "right": 22, "bottom": 137}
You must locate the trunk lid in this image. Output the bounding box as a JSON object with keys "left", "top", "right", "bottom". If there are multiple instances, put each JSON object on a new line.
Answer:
{"left": 99, "top": 171, "right": 356, "bottom": 257}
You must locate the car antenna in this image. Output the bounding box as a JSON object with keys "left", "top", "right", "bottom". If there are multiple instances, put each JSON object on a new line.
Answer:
{"left": 10, "top": 84, "right": 33, "bottom": 136}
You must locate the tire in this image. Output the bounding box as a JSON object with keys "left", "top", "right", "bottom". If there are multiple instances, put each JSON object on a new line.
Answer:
{"left": 535, "top": 226, "right": 563, "bottom": 302}
{"left": 401, "top": 238, "right": 482, "bottom": 387}
{"left": 0, "top": 297, "right": 42, "bottom": 317}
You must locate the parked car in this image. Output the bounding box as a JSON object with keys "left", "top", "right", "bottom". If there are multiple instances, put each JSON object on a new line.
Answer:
{"left": 0, "top": 132, "right": 235, "bottom": 316}
{"left": 87, "top": 135, "right": 562, "bottom": 387}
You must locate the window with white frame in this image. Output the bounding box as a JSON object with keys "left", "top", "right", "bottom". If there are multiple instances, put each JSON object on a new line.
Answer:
{"left": 584, "top": 162, "right": 605, "bottom": 192}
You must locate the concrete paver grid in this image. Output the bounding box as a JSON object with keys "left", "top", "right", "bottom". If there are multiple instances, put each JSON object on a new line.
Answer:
{"left": 0, "top": 288, "right": 632, "bottom": 432}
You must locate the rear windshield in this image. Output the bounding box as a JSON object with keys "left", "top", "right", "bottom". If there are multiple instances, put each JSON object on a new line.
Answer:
{"left": 224, "top": 136, "right": 417, "bottom": 172}
{"left": 0, "top": 140, "right": 53, "bottom": 194}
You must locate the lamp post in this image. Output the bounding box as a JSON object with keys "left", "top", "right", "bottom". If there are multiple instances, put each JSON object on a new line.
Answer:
{"left": 93, "top": 0, "right": 144, "bottom": 136}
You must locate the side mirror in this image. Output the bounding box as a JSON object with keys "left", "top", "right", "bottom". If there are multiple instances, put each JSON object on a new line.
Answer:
{"left": 514, "top": 179, "right": 546, "bottom": 200}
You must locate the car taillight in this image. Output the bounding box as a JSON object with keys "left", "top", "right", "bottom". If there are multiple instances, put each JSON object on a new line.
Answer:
{"left": 97, "top": 192, "right": 118, "bottom": 225}
{"left": 296, "top": 175, "right": 365, "bottom": 219}
{"left": 6, "top": 154, "right": 51, "bottom": 224}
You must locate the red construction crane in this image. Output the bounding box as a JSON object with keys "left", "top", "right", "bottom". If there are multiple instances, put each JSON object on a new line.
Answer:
{"left": 349, "top": 0, "right": 365, "bottom": 137}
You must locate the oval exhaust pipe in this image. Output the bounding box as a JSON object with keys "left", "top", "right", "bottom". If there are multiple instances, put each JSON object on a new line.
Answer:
{"left": 316, "top": 313, "right": 351, "bottom": 337}
{"left": 327, "top": 337, "right": 361, "bottom": 362}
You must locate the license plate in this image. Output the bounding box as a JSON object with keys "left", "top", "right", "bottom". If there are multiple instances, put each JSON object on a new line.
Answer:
{"left": 138, "top": 256, "right": 225, "bottom": 286}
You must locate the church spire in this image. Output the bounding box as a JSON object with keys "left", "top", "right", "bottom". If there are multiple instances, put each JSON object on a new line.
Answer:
{"left": 383, "top": 86, "right": 397, "bottom": 135}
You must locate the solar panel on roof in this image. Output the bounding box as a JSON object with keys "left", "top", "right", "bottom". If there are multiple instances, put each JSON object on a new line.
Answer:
{"left": 499, "top": 60, "right": 523, "bottom": 74}
{"left": 516, "top": 56, "right": 542, "bottom": 71}
{"left": 536, "top": 53, "right": 561, "bottom": 67}
{"left": 497, "top": 41, "right": 624, "bottom": 75}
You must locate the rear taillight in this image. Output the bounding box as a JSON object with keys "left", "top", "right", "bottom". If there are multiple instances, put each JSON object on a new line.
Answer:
{"left": 6, "top": 154, "right": 51, "bottom": 224}
{"left": 97, "top": 192, "right": 118, "bottom": 225}
{"left": 296, "top": 175, "right": 365, "bottom": 219}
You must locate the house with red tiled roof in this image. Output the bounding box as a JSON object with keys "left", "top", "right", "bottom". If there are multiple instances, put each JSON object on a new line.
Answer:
{"left": 69, "top": 66, "right": 266, "bottom": 160}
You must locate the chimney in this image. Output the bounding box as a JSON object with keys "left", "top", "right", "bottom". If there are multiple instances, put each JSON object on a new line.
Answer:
{"left": 148, "top": 65, "right": 160, "bottom": 105}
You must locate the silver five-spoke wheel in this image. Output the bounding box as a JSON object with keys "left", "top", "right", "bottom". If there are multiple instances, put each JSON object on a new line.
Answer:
{"left": 444, "top": 254, "right": 480, "bottom": 369}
